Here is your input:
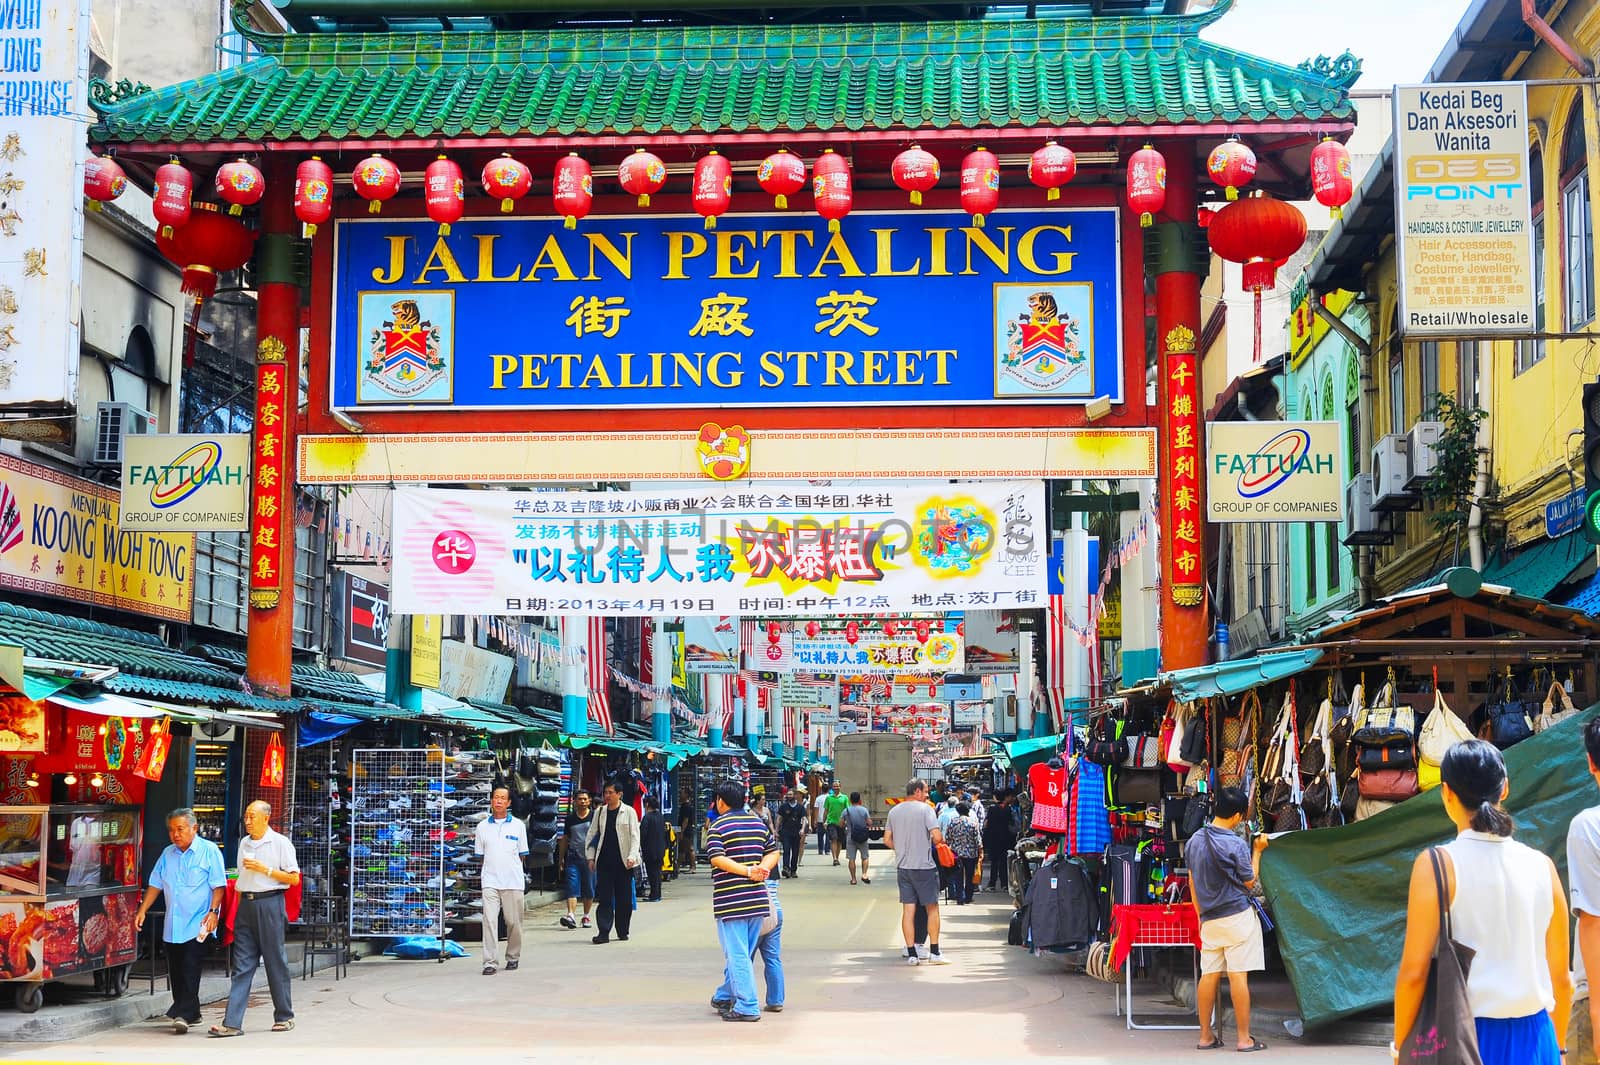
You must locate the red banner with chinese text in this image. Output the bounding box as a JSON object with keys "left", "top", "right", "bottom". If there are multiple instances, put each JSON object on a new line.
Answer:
{"left": 250, "top": 353, "right": 289, "bottom": 610}
{"left": 1163, "top": 325, "right": 1205, "bottom": 608}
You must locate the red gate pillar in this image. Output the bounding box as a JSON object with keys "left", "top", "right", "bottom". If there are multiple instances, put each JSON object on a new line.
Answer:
{"left": 245, "top": 162, "right": 302, "bottom": 697}
{"left": 1148, "top": 145, "right": 1210, "bottom": 671}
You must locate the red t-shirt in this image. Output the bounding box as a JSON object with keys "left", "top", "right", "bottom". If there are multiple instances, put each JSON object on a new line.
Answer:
{"left": 1028, "top": 761, "right": 1070, "bottom": 833}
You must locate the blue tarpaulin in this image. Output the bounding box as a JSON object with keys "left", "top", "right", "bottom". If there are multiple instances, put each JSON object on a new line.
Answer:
{"left": 299, "top": 710, "right": 363, "bottom": 747}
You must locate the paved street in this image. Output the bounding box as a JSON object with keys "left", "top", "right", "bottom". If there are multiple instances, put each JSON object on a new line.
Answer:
{"left": 4, "top": 851, "right": 1384, "bottom": 1065}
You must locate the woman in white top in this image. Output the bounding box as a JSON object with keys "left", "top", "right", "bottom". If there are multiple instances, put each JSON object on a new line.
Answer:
{"left": 1394, "top": 739, "right": 1571, "bottom": 1065}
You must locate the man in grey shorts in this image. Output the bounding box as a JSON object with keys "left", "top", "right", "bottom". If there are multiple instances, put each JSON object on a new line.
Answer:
{"left": 842, "top": 792, "right": 873, "bottom": 885}
{"left": 882, "top": 779, "right": 949, "bottom": 966}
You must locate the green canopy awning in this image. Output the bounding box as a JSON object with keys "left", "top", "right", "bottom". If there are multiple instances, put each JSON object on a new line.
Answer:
{"left": 1158, "top": 649, "right": 1324, "bottom": 702}
{"left": 21, "top": 672, "right": 70, "bottom": 701}
{"left": 1000, "top": 734, "right": 1064, "bottom": 775}
{"left": 1480, "top": 530, "right": 1592, "bottom": 601}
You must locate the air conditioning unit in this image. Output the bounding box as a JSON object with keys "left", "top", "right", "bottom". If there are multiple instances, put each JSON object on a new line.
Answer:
{"left": 92, "top": 402, "right": 157, "bottom": 466}
{"left": 1346, "top": 475, "right": 1375, "bottom": 534}
{"left": 1371, "top": 434, "right": 1415, "bottom": 509}
{"left": 1405, "top": 421, "right": 1445, "bottom": 487}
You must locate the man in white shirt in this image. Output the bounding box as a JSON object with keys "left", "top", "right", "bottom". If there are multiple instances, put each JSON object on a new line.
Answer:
{"left": 212, "top": 801, "right": 300, "bottom": 1037}
{"left": 811, "top": 789, "right": 828, "bottom": 855}
{"left": 475, "top": 785, "right": 529, "bottom": 976}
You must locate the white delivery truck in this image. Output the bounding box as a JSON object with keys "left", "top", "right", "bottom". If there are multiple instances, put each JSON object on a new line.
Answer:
{"left": 832, "top": 732, "right": 914, "bottom": 840}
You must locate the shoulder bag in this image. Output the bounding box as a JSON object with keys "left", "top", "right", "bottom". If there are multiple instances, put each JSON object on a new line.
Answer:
{"left": 1121, "top": 733, "right": 1162, "bottom": 770}
{"left": 1219, "top": 691, "right": 1260, "bottom": 790}
{"left": 1084, "top": 716, "right": 1128, "bottom": 767}
{"left": 1260, "top": 690, "right": 1303, "bottom": 830}
{"left": 1398, "top": 849, "right": 1482, "bottom": 1065}
{"left": 1180, "top": 699, "right": 1211, "bottom": 767}
{"left": 1358, "top": 766, "right": 1419, "bottom": 803}
{"left": 1482, "top": 674, "right": 1534, "bottom": 750}
{"left": 1353, "top": 682, "right": 1415, "bottom": 747}
{"left": 1163, "top": 702, "right": 1196, "bottom": 773}
{"left": 1331, "top": 678, "right": 1361, "bottom": 782}
{"left": 1417, "top": 689, "right": 1475, "bottom": 767}
{"left": 1536, "top": 680, "right": 1580, "bottom": 733}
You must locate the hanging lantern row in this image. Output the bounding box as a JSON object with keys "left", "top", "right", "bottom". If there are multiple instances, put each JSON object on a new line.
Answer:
{"left": 97, "top": 135, "right": 1355, "bottom": 243}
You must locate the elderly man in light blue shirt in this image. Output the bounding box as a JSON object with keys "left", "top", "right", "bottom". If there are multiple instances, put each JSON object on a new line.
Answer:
{"left": 135, "top": 808, "right": 226, "bottom": 1035}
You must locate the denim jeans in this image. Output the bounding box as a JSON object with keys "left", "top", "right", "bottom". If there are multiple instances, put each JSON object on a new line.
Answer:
{"left": 564, "top": 859, "right": 595, "bottom": 901}
{"left": 713, "top": 916, "right": 767, "bottom": 1017}
{"left": 713, "top": 908, "right": 784, "bottom": 1012}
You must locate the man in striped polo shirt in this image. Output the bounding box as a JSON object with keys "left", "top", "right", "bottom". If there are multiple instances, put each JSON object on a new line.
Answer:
{"left": 706, "top": 780, "right": 781, "bottom": 1022}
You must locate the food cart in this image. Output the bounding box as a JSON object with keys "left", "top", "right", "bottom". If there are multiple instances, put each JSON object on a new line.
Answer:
{"left": 0, "top": 804, "right": 143, "bottom": 1012}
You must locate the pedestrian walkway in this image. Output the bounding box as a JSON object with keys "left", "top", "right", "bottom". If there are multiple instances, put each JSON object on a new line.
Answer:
{"left": 12, "top": 854, "right": 1386, "bottom": 1064}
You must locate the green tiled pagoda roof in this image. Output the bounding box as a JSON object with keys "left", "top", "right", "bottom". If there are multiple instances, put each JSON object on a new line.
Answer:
{"left": 0, "top": 603, "right": 242, "bottom": 686}
{"left": 91, "top": 5, "right": 1357, "bottom": 146}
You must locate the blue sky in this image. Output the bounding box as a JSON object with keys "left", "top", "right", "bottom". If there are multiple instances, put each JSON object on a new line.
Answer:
{"left": 1204, "top": 0, "right": 1475, "bottom": 88}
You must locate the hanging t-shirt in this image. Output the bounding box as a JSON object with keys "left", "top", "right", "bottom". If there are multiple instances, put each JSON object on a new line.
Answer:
{"left": 1066, "top": 760, "right": 1112, "bottom": 857}
{"left": 1028, "top": 760, "right": 1070, "bottom": 833}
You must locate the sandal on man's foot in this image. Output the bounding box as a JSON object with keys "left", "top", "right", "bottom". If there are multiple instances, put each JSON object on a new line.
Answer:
{"left": 208, "top": 1026, "right": 244, "bottom": 1038}
{"left": 1197, "top": 1037, "right": 1223, "bottom": 1050}
{"left": 1237, "top": 1040, "right": 1268, "bottom": 1053}
{"left": 271, "top": 1020, "right": 295, "bottom": 1032}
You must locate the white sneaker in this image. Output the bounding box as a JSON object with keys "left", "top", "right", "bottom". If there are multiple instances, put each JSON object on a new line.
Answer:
{"left": 916, "top": 945, "right": 930, "bottom": 961}
{"left": 925, "top": 952, "right": 951, "bottom": 965}
{"left": 904, "top": 953, "right": 920, "bottom": 966}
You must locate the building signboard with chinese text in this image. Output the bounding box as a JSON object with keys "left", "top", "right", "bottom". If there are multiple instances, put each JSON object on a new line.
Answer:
{"left": 119, "top": 435, "right": 250, "bottom": 531}
{"left": 391, "top": 482, "right": 1046, "bottom": 618}
{"left": 332, "top": 209, "right": 1124, "bottom": 411}
{"left": 1206, "top": 421, "right": 1345, "bottom": 522}
{"left": 0, "top": 454, "right": 193, "bottom": 622}
{"left": 789, "top": 622, "right": 963, "bottom": 676}
{"left": 1394, "top": 83, "right": 1536, "bottom": 336}
{"left": 0, "top": 0, "right": 88, "bottom": 417}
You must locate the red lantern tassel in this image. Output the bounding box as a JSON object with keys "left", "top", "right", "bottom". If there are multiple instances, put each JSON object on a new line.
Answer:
{"left": 180, "top": 265, "right": 218, "bottom": 300}
{"left": 564, "top": 216, "right": 576, "bottom": 230}
{"left": 304, "top": 223, "right": 318, "bottom": 238}
{"left": 775, "top": 194, "right": 788, "bottom": 209}
{"left": 828, "top": 219, "right": 839, "bottom": 233}
{"left": 1253, "top": 288, "right": 1263, "bottom": 366}
{"left": 1140, "top": 212, "right": 1153, "bottom": 227}
{"left": 637, "top": 193, "right": 650, "bottom": 207}
{"left": 1047, "top": 188, "right": 1060, "bottom": 202}
{"left": 1226, "top": 186, "right": 1240, "bottom": 201}
{"left": 972, "top": 214, "right": 985, "bottom": 228}
{"left": 501, "top": 200, "right": 514, "bottom": 213}
{"left": 368, "top": 200, "right": 382, "bottom": 215}
{"left": 910, "top": 190, "right": 922, "bottom": 206}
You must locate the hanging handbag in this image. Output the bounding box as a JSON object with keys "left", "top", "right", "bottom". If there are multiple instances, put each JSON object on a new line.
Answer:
{"left": 1417, "top": 759, "right": 1443, "bottom": 792}
{"left": 1418, "top": 689, "right": 1475, "bottom": 766}
{"left": 1301, "top": 773, "right": 1333, "bottom": 824}
{"left": 1219, "top": 692, "right": 1260, "bottom": 789}
{"left": 1358, "top": 742, "right": 1417, "bottom": 772}
{"left": 1398, "top": 848, "right": 1483, "bottom": 1065}
{"left": 1536, "top": 680, "right": 1580, "bottom": 733}
{"left": 1180, "top": 790, "right": 1212, "bottom": 839}
{"left": 1353, "top": 682, "right": 1415, "bottom": 746}
{"left": 1260, "top": 690, "right": 1303, "bottom": 830}
{"left": 1180, "top": 700, "right": 1211, "bottom": 766}
{"left": 1120, "top": 734, "right": 1161, "bottom": 769}
{"left": 1164, "top": 702, "right": 1196, "bottom": 772}
{"left": 1111, "top": 768, "right": 1162, "bottom": 808}
{"left": 1084, "top": 716, "right": 1127, "bottom": 767}
{"left": 1482, "top": 674, "right": 1534, "bottom": 750}
{"left": 1331, "top": 678, "right": 1361, "bottom": 782}
{"left": 1358, "top": 766, "right": 1419, "bottom": 802}
{"left": 1299, "top": 697, "right": 1331, "bottom": 779}
{"left": 1339, "top": 773, "right": 1362, "bottom": 821}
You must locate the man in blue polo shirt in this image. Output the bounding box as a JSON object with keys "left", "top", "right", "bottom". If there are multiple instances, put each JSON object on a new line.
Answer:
{"left": 134, "top": 808, "right": 226, "bottom": 1035}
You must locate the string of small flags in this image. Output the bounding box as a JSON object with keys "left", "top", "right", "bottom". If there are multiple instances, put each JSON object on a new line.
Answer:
{"left": 1062, "top": 513, "right": 1156, "bottom": 648}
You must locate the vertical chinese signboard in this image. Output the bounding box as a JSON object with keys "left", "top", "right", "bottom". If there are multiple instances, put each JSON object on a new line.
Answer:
{"left": 1164, "top": 325, "right": 1204, "bottom": 606}
{"left": 250, "top": 338, "right": 289, "bottom": 609}
{"left": 0, "top": 0, "right": 87, "bottom": 417}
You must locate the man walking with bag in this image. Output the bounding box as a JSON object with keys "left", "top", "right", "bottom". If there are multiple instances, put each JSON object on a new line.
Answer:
{"left": 475, "top": 785, "right": 529, "bottom": 975}
{"left": 1187, "top": 786, "right": 1269, "bottom": 1053}
{"left": 842, "top": 792, "right": 872, "bottom": 885}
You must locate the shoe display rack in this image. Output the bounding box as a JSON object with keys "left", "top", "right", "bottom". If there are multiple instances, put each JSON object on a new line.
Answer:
{"left": 691, "top": 755, "right": 749, "bottom": 855}
{"left": 291, "top": 740, "right": 347, "bottom": 924}
{"left": 349, "top": 748, "right": 446, "bottom": 939}
{"left": 526, "top": 747, "right": 563, "bottom": 872}
{"left": 444, "top": 751, "right": 495, "bottom": 937}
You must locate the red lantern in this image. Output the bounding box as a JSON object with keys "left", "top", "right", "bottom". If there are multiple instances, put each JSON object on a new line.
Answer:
{"left": 83, "top": 155, "right": 127, "bottom": 210}
{"left": 844, "top": 621, "right": 860, "bottom": 645}
{"left": 959, "top": 147, "right": 1000, "bottom": 228}
{"left": 812, "top": 149, "right": 853, "bottom": 232}
{"left": 956, "top": 622, "right": 965, "bottom": 638}
{"left": 424, "top": 155, "right": 464, "bottom": 235}
{"left": 883, "top": 622, "right": 898, "bottom": 638}
{"left": 1207, "top": 194, "right": 1308, "bottom": 364}
{"left": 1028, "top": 142, "right": 1076, "bottom": 201}
{"left": 767, "top": 621, "right": 782, "bottom": 645}
{"left": 1127, "top": 144, "right": 1166, "bottom": 227}
{"left": 151, "top": 158, "right": 193, "bottom": 239}
{"left": 553, "top": 153, "right": 594, "bottom": 230}
{"left": 757, "top": 150, "right": 806, "bottom": 209}
{"left": 482, "top": 153, "right": 532, "bottom": 213}
{"left": 214, "top": 158, "right": 265, "bottom": 216}
{"left": 805, "top": 621, "right": 821, "bottom": 638}
{"left": 353, "top": 154, "right": 401, "bottom": 214}
{"left": 618, "top": 148, "right": 667, "bottom": 207}
{"left": 891, "top": 145, "right": 940, "bottom": 206}
{"left": 915, "top": 621, "right": 932, "bottom": 644}
{"left": 156, "top": 203, "right": 256, "bottom": 300}
{"left": 1206, "top": 137, "right": 1257, "bottom": 202}
{"left": 294, "top": 156, "right": 334, "bottom": 236}
{"left": 693, "top": 151, "right": 732, "bottom": 230}
{"left": 1311, "top": 136, "right": 1355, "bottom": 219}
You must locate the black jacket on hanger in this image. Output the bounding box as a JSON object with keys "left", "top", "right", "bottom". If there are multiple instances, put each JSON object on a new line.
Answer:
{"left": 1022, "top": 854, "right": 1097, "bottom": 950}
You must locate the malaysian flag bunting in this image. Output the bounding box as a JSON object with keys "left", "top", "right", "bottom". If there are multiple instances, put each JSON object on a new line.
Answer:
{"left": 587, "top": 616, "right": 614, "bottom": 734}
{"left": 1045, "top": 591, "right": 1069, "bottom": 731}
{"left": 783, "top": 705, "right": 797, "bottom": 750}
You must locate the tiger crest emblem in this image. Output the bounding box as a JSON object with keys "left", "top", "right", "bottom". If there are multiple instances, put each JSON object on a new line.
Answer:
{"left": 363, "top": 292, "right": 450, "bottom": 401}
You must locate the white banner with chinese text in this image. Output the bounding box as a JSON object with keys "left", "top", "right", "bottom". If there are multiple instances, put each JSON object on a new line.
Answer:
{"left": 391, "top": 482, "right": 1047, "bottom": 617}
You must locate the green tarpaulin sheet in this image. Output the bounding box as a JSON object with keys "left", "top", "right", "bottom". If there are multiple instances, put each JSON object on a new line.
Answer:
{"left": 1260, "top": 703, "right": 1600, "bottom": 1028}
